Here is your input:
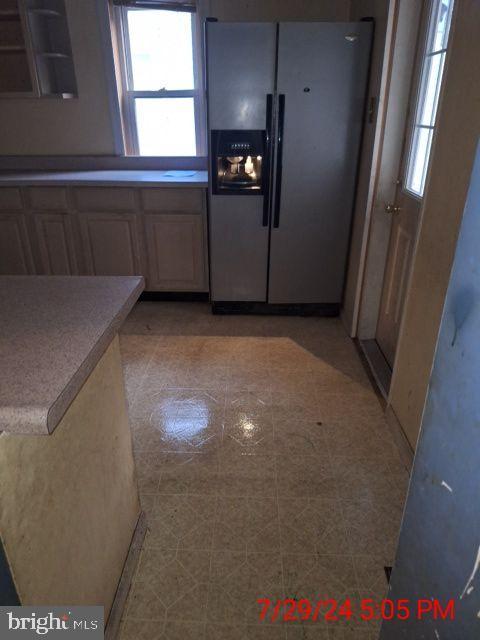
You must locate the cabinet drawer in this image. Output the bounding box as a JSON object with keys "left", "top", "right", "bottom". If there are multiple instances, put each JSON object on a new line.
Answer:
{"left": 141, "top": 188, "right": 204, "bottom": 213}
{"left": 0, "top": 188, "right": 22, "bottom": 210}
{"left": 74, "top": 187, "right": 137, "bottom": 212}
{"left": 28, "top": 187, "right": 68, "bottom": 211}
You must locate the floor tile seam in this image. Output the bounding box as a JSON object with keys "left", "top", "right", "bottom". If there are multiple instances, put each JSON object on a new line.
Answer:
{"left": 125, "top": 577, "right": 170, "bottom": 621}
{"left": 314, "top": 424, "right": 342, "bottom": 505}
{"left": 205, "top": 490, "right": 220, "bottom": 621}
{"left": 121, "top": 613, "right": 167, "bottom": 626}
{"left": 159, "top": 574, "right": 208, "bottom": 622}
{"left": 134, "top": 548, "right": 394, "bottom": 558}
{"left": 337, "top": 496, "right": 405, "bottom": 516}
{"left": 125, "top": 347, "right": 160, "bottom": 410}
{"left": 273, "top": 451, "right": 288, "bottom": 618}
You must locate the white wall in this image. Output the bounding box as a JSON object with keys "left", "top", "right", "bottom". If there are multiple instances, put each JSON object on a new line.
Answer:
{"left": 0, "top": 0, "right": 371, "bottom": 161}
{"left": 0, "top": 0, "right": 117, "bottom": 156}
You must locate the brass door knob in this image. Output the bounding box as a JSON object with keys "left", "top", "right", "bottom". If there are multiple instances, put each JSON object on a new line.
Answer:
{"left": 385, "top": 203, "right": 401, "bottom": 214}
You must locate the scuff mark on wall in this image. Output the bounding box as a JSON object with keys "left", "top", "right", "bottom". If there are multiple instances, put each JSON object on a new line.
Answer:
{"left": 451, "top": 287, "right": 475, "bottom": 346}
{"left": 460, "top": 545, "right": 480, "bottom": 599}
{"left": 441, "top": 480, "right": 453, "bottom": 493}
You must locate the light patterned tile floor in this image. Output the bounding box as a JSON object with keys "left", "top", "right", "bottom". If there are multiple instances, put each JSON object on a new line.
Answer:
{"left": 118, "top": 302, "right": 409, "bottom": 640}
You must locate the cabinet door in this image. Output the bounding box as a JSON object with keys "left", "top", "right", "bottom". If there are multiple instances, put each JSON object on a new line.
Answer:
{"left": 144, "top": 214, "right": 206, "bottom": 291}
{"left": 0, "top": 213, "right": 34, "bottom": 275}
{"left": 34, "top": 212, "right": 78, "bottom": 275}
{"left": 79, "top": 212, "right": 142, "bottom": 277}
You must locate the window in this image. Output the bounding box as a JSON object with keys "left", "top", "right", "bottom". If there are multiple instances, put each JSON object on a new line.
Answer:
{"left": 114, "top": 1, "right": 204, "bottom": 156}
{"left": 405, "top": 0, "right": 454, "bottom": 197}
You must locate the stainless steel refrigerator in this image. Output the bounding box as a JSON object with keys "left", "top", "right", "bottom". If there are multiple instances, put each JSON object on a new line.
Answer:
{"left": 206, "top": 20, "right": 373, "bottom": 310}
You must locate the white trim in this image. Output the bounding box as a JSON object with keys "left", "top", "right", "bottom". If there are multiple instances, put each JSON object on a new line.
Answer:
{"left": 343, "top": 0, "right": 399, "bottom": 337}
{"left": 96, "top": 0, "right": 126, "bottom": 156}
{"left": 404, "top": 0, "right": 454, "bottom": 197}
{"left": 114, "top": 3, "right": 205, "bottom": 157}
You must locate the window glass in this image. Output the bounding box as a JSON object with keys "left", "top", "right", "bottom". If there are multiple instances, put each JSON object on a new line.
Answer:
{"left": 135, "top": 97, "right": 196, "bottom": 156}
{"left": 127, "top": 9, "right": 194, "bottom": 91}
{"left": 429, "top": 0, "right": 454, "bottom": 52}
{"left": 418, "top": 52, "right": 445, "bottom": 126}
{"left": 405, "top": 0, "right": 454, "bottom": 197}
{"left": 407, "top": 127, "right": 434, "bottom": 196}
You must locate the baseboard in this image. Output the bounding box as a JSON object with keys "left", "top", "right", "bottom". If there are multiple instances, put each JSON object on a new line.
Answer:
{"left": 211, "top": 302, "right": 340, "bottom": 316}
{"left": 385, "top": 404, "right": 414, "bottom": 473}
{"left": 104, "top": 511, "right": 147, "bottom": 640}
{"left": 140, "top": 291, "right": 209, "bottom": 302}
{"left": 359, "top": 339, "right": 392, "bottom": 400}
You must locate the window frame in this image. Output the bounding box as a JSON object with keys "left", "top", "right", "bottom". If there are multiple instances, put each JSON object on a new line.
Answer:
{"left": 403, "top": 0, "right": 455, "bottom": 199}
{"left": 114, "top": 4, "right": 206, "bottom": 157}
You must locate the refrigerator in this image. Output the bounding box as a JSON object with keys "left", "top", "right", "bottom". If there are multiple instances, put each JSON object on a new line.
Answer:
{"left": 206, "top": 21, "right": 373, "bottom": 309}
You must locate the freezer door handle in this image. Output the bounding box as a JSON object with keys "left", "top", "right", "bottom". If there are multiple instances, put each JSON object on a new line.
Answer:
{"left": 263, "top": 94, "right": 273, "bottom": 227}
{"left": 273, "top": 94, "right": 285, "bottom": 228}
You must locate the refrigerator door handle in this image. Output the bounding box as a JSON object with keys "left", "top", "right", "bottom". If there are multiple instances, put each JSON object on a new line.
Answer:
{"left": 273, "top": 94, "right": 285, "bottom": 229}
{"left": 263, "top": 94, "right": 274, "bottom": 227}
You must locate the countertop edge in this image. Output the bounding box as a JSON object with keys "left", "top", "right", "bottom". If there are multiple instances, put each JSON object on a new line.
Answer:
{"left": 0, "top": 276, "right": 145, "bottom": 437}
{"left": 0, "top": 171, "right": 208, "bottom": 188}
{"left": 44, "top": 276, "right": 145, "bottom": 435}
{"left": 0, "top": 179, "right": 208, "bottom": 188}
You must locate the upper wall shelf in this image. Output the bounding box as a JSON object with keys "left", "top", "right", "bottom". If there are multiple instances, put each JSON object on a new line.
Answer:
{"left": 0, "top": 0, "right": 77, "bottom": 98}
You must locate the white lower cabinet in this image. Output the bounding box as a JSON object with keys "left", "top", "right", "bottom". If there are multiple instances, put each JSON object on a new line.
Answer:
{"left": 144, "top": 213, "right": 206, "bottom": 291}
{"left": 79, "top": 212, "right": 142, "bottom": 277}
{"left": 0, "top": 185, "right": 208, "bottom": 291}
{"left": 0, "top": 213, "right": 34, "bottom": 275}
{"left": 34, "top": 212, "right": 78, "bottom": 275}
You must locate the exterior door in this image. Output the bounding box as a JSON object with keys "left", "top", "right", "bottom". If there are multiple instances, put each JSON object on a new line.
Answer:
{"left": 376, "top": 0, "right": 455, "bottom": 367}
{"left": 268, "top": 22, "right": 372, "bottom": 304}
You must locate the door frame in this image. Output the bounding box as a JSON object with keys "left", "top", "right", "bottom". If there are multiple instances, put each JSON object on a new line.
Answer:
{"left": 374, "top": 0, "right": 434, "bottom": 368}
{"left": 353, "top": 0, "right": 425, "bottom": 348}
{"left": 350, "top": 0, "right": 457, "bottom": 466}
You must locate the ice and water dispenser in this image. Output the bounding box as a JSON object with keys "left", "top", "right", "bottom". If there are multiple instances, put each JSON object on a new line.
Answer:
{"left": 211, "top": 130, "right": 266, "bottom": 195}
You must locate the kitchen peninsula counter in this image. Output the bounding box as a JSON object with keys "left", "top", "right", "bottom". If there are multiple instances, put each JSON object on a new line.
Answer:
{"left": 0, "top": 275, "right": 143, "bottom": 618}
{"left": 0, "top": 275, "right": 143, "bottom": 435}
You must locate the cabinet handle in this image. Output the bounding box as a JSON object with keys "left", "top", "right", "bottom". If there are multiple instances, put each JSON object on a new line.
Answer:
{"left": 273, "top": 94, "right": 285, "bottom": 229}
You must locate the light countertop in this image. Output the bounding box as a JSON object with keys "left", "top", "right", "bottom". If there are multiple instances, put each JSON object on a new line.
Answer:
{"left": 0, "top": 169, "right": 208, "bottom": 187}
{"left": 0, "top": 276, "right": 144, "bottom": 435}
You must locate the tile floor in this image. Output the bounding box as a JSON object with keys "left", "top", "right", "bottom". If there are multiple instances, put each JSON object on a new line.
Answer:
{"left": 118, "top": 302, "right": 409, "bottom": 640}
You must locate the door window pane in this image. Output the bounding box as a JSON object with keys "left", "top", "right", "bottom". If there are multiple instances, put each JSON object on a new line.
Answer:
{"left": 135, "top": 98, "right": 196, "bottom": 156}
{"left": 405, "top": 0, "right": 454, "bottom": 197}
{"left": 127, "top": 9, "right": 194, "bottom": 91}
{"left": 429, "top": 0, "right": 454, "bottom": 53}
{"left": 407, "top": 126, "right": 434, "bottom": 197}
{"left": 418, "top": 51, "right": 445, "bottom": 126}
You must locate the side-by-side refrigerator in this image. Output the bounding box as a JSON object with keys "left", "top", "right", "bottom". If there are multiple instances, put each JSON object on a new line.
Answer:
{"left": 206, "top": 20, "right": 373, "bottom": 308}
